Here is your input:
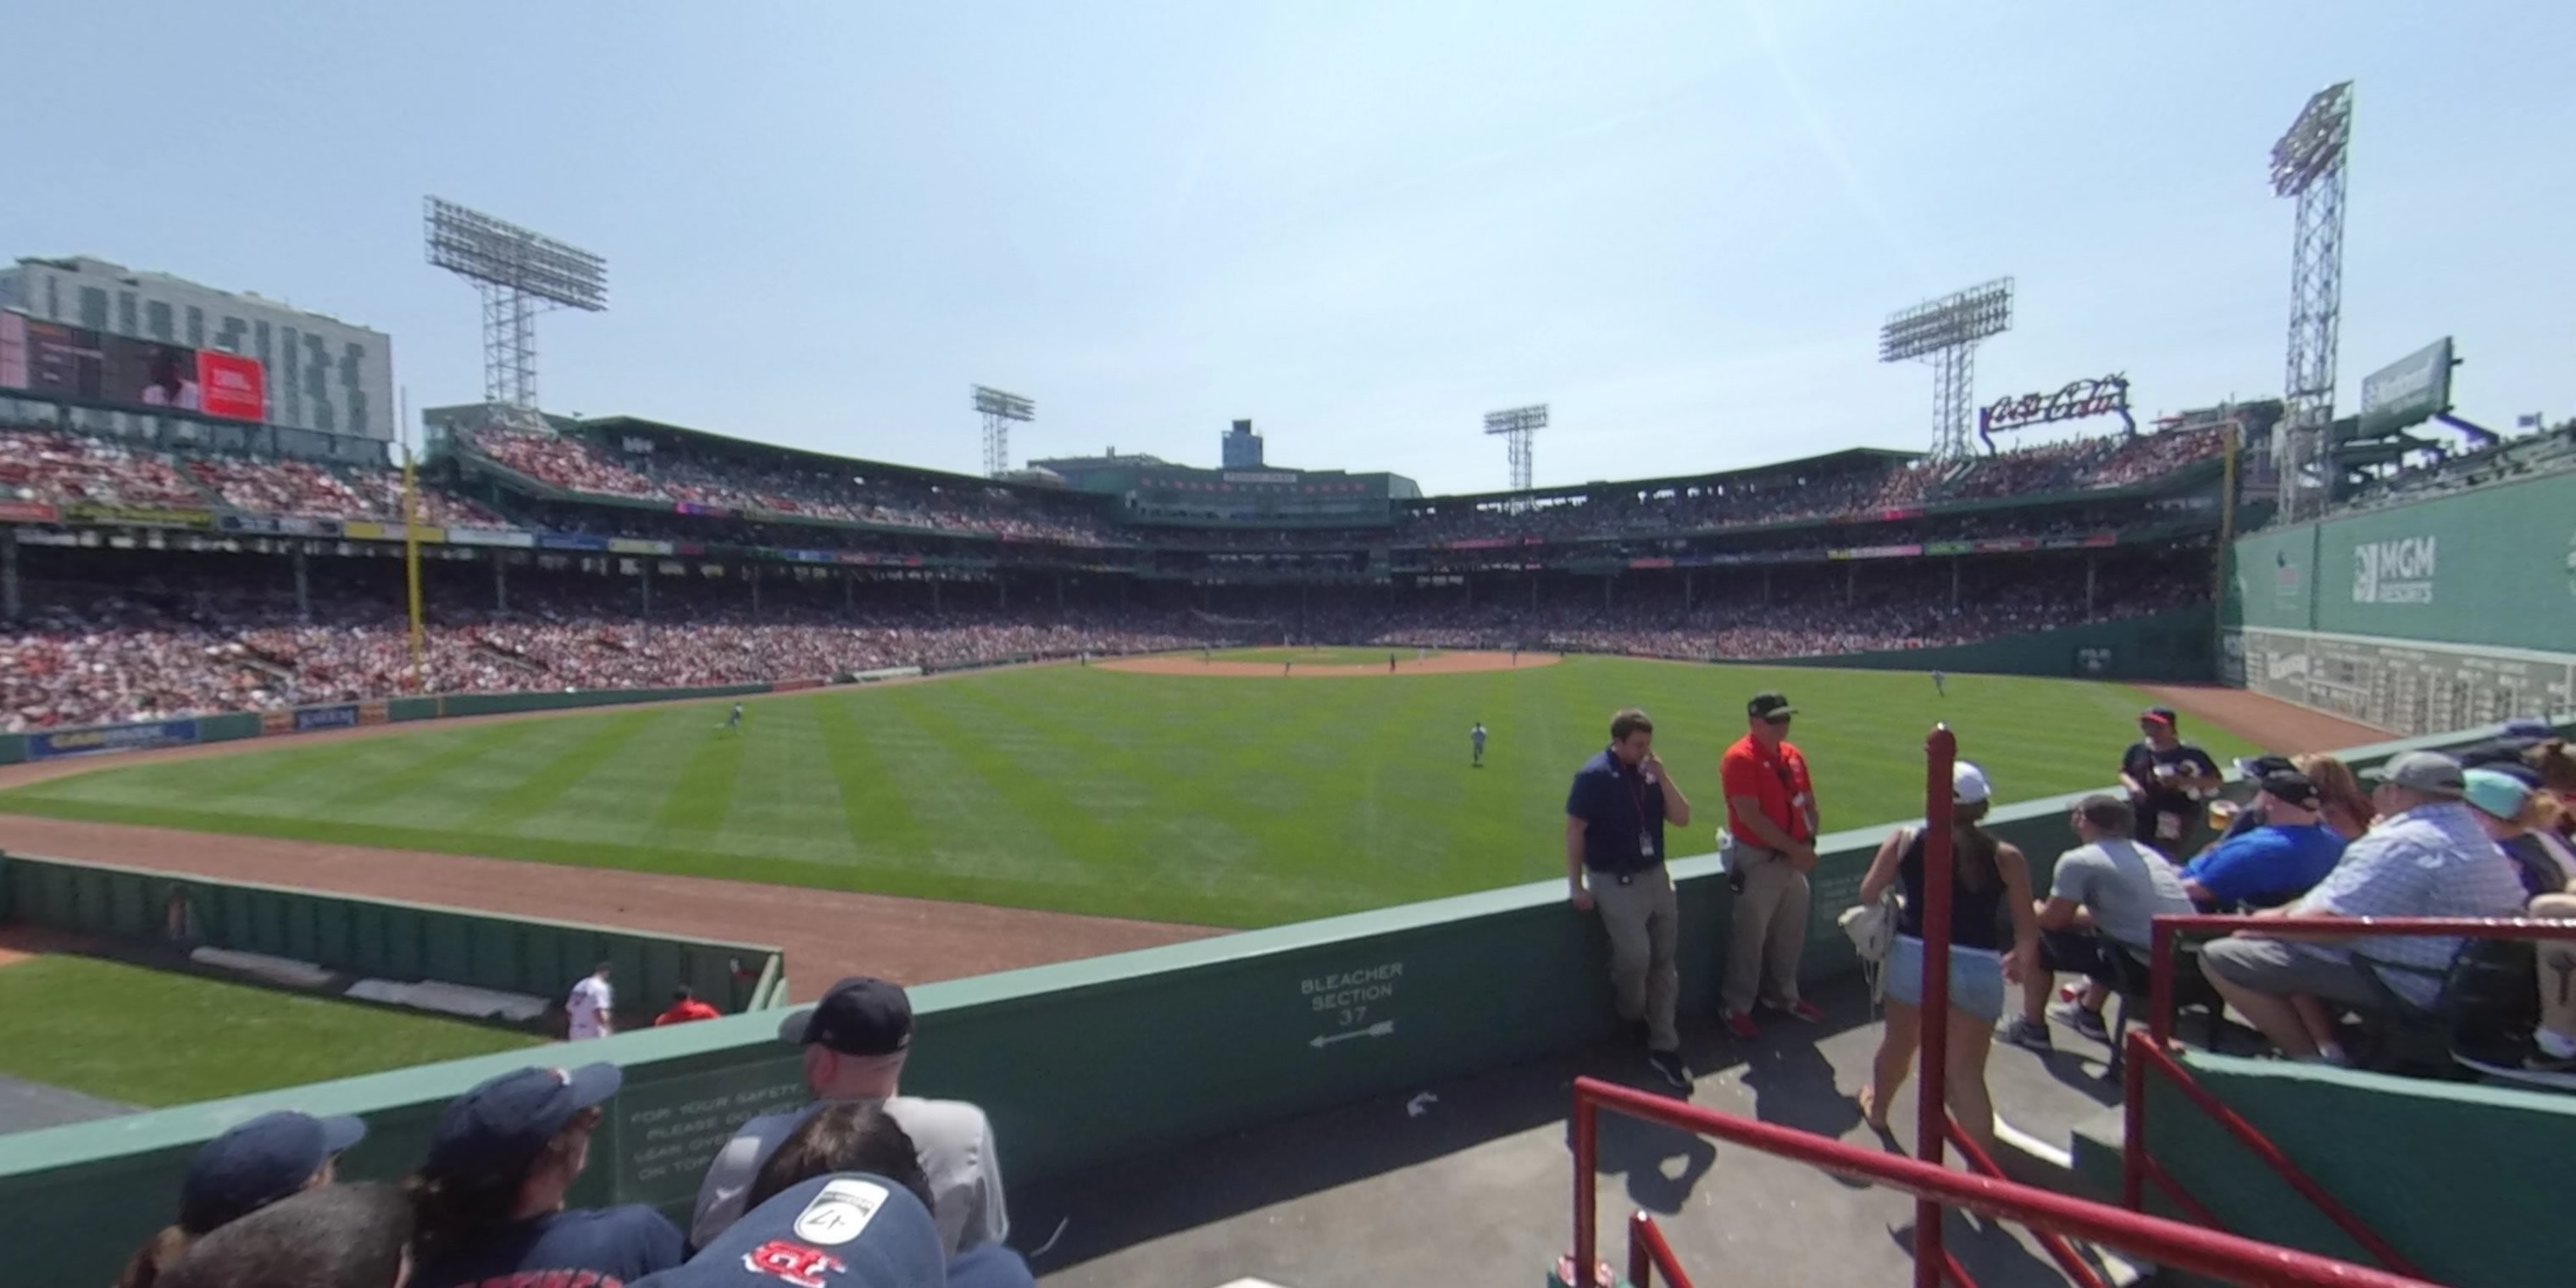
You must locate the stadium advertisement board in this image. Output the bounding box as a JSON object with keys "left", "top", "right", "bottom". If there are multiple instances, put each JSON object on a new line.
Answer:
{"left": 0, "top": 312, "right": 266, "bottom": 423}
{"left": 219, "top": 514, "right": 344, "bottom": 537}
{"left": 63, "top": 503, "right": 211, "bottom": 528}
{"left": 0, "top": 501, "right": 58, "bottom": 523}
{"left": 2357, "top": 338, "right": 2454, "bottom": 439}
{"left": 446, "top": 526, "right": 536, "bottom": 548}
{"left": 28, "top": 719, "right": 201, "bottom": 760}
{"left": 2234, "top": 469, "right": 2576, "bottom": 653}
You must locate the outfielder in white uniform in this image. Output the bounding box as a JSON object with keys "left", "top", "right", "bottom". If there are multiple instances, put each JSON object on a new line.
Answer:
{"left": 567, "top": 963, "right": 614, "bottom": 1041}
{"left": 724, "top": 702, "right": 745, "bottom": 733}
{"left": 1471, "top": 722, "right": 1488, "bottom": 767}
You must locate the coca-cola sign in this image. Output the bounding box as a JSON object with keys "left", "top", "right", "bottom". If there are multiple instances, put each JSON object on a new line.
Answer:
{"left": 1978, "top": 374, "right": 2135, "bottom": 452}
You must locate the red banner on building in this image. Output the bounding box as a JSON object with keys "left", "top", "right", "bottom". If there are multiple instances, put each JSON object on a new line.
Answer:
{"left": 197, "top": 353, "right": 266, "bottom": 422}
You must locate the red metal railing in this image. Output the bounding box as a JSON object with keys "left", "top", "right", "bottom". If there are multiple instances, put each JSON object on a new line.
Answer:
{"left": 1570, "top": 1075, "right": 2439, "bottom": 1287}
{"left": 2125, "top": 912, "right": 2576, "bottom": 1277}
{"left": 1627, "top": 1212, "right": 1693, "bottom": 1288}
{"left": 1943, "top": 1120, "right": 2107, "bottom": 1288}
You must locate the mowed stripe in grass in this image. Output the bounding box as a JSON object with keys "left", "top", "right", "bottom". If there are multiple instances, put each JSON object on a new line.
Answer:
{"left": 0, "top": 660, "right": 2261, "bottom": 927}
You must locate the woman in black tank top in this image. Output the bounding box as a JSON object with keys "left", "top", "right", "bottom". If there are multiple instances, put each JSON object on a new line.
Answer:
{"left": 1850, "top": 762, "right": 2039, "bottom": 1160}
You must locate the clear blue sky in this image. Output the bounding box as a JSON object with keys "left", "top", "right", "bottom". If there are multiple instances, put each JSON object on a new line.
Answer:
{"left": 5, "top": 2, "right": 2568, "bottom": 492}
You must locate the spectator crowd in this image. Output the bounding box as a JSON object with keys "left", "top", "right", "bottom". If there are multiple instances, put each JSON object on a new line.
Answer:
{"left": 119, "top": 976, "right": 1033, "bottom": 1288}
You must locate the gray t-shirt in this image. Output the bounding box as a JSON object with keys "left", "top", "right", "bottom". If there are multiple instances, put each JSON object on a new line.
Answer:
{"left": 688, "top": 1095, "right": 1008, "bottom": 1256}
{"left": 2051, "top": 838, "right": 2194, "bottom": 950}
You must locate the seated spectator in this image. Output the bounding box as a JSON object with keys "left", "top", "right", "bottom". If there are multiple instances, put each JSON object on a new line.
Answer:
{"left": 117, "top": 1109, "right": 369, "bottom": 1288}
{"left": 2463, "top": 768, "right": 2576, "bottom": 898}
{"left": 643, "top": 1173, "right": 1034, "bottom": 1288}
{"left": 2179, "top": 771, "right": 2348, "bottom": 910}
{"left": 691, "top": 978, "right": 1007, "bottom": 1256}
{"left": 406, "top": 1063, "right": 684, "bottom": 1288}
{"left": 2199, "top": 752, "right": 2529, "bottom": 1061}
{"left": 2525, "top": 889, "right": 2576, "bottom": 1077}
{"left": 654, "top": 985, "right": 723, "bottom": 1026}
{"left": 747, "top": 1102, "right": 935, "bottom": 1215}
{"left": 2294, "top": 752, "right": 2377, "bottom": 842}
{"left": 157, "top": 1182, "right": 414, "bottom": 1288}
{"left": 2003, "top": 795, "right": 2195, "bottom": 1051}
{"left": 2457, "top": 718, "right": 2559, "bottom": 771}
{"left": 2528, "top": 739, "right": 2576, "bottom": 847}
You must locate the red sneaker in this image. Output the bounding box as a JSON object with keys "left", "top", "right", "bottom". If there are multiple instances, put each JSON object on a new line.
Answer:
{"left": 1782, "top": 1000, "right": 1827, "bottom": 1024}
{"left": 1723, "top": 1010, "right": 1760, "bottom": 1041}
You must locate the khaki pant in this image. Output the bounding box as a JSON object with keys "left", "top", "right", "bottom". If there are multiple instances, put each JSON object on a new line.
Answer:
{"left": 1591, "top": 865, "right": 1680, "bottom": 1052}
{"left": 2533, "top": 892, "right": 2576, "bottom": 1045}
{"left": 1723, "top": 847, "right": 1811, "bottom": 1015}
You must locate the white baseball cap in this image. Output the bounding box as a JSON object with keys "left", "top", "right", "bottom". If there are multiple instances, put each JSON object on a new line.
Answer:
{"left": 1952, "top": 761, "right": 1993, "bottom": 805}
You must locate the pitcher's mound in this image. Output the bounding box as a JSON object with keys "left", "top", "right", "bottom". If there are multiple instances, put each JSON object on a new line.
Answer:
{"left": 1099, "top": 650, "right": 1560, "bottom": 678}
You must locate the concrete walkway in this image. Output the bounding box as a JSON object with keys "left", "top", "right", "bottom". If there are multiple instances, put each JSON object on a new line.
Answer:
{"left": 1018, "top": 976, "right": 2127, "bottom": 1288}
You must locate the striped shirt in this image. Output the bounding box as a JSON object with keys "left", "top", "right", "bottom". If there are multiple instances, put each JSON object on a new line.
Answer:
{"left": 2296, "top": 801, "right": 2526, "bottom": 1005}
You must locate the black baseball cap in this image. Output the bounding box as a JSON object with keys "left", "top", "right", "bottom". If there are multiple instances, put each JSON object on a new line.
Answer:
{"left": 777, "top": 977, "right": 913, "bottom": 1058}
{"left": 2235, "top": 754, "right": 2296, "bottom": 782}
{"left": 424, "top": 1063, "right": 622, "bottom": 1177}
{"left": 2140, "top": 707, "right": 2179, "bottom": 728}
{"left": 2256, "top": 770, "right": 2321, "bottom": 810}
{"left": 180, "top": 1110, "right": 368, "bottom": 1235}
{"left": 1747, "top": 693, "right": 1796, "bottom": 721}
{"left": 647, "top": 1173, "right": 952, "bottom": 1288}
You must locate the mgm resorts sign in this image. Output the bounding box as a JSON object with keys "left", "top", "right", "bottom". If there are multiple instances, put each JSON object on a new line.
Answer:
{"left": 1979, "top": 375, "right": 2135, "bottom": 452}
{"left": 2352, "top": 535, "right": 2437, "bottom": 605}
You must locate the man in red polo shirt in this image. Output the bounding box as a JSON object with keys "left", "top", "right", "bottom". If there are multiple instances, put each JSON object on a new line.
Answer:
{"left": 1720, "top": 691, "right": 1823, "bottom": 1038}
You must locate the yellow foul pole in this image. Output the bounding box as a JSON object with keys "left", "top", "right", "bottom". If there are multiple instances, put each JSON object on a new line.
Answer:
{"left": 403, "top": 447, "right": 425, "bottom": 675}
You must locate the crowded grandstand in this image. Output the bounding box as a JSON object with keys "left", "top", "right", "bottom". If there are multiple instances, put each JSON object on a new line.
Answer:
{"left": 0, "top": 407, "right": 2235, "bottom": 733}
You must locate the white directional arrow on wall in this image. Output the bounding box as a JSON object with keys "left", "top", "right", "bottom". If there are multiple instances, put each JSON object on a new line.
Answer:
{"left": 1309, "top": 1019, "right": 1396, "bottom": 1048}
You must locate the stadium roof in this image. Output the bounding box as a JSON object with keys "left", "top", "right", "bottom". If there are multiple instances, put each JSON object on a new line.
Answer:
{"left": 574, "top": 414, "right": 1068, "bottom": 497}
{"left": 1411, "top": 447, "right": 1919, "bottom": 508}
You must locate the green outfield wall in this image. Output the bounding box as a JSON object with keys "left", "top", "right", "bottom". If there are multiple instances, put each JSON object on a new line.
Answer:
{"left": 1768, "top": 607, "right": 2216, "bottom": 681}
{"left": 2225, "top": 471, "right": 2576, "bottom": 735}
{"left": 0, "top": 682, "right": 782, "bottom": 766}
{"left": 0, "top": 852, "right": 784, "bottom": 1017}
{"left": 0, "top": 724, "right": 2552, "bottom": 1286}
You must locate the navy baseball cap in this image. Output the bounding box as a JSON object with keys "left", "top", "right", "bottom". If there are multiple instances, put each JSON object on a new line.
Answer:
{"left": 634, "top": 1173, "right": 950, "bottom": 1288}
{"left": 180, "top": 1110, "right": 368, "bottom": 1235}
{"left": 2234, "top": 754, "right": 2296, "bottom": 782}
{"left": 425, "top": 1063, "right": 622, "bottom": 1177}
{"left": 2140, "top": 707, "right": 2179, "bottom": 727}
{"left": 2501, "top": 718, "right": 2557, "bottom": 747}
{"left": 777, "top": 978, "right": 913, "bottom": 1058}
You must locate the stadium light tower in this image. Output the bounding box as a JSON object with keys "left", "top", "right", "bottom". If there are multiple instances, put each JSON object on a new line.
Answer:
{"left": 2271, "top": 80, "right": 2355, "bottom": 525}
{"left": 1484, "top": 404, "right": 1546, "bottom": 494}
{"left": 972, "top": 386, "right": 1035, "bottom": 477}
{"left": 1879, "top": 279, "right": 2014, "bottom": 461}
{"left": 424, "top": 197, "right": 608, "bottom": 412}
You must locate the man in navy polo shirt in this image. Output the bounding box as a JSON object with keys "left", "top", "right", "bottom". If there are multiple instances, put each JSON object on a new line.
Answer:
{"left": 1566, "top": 707, "right": 1696, "bottom": 1089}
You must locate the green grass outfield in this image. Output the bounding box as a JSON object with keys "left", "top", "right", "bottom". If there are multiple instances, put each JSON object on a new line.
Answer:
{"left": 0, "top": 658, "right": 2257, "bottom": 929}
{"left": 1202, "top": 646, "right": 1448, "bottom": 665}
{"left": 0, "top": 955, "right": 542, "bottom": 1107}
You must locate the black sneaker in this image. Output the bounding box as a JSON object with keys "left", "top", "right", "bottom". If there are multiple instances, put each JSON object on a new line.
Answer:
{"left": 2051, "top": 1003, "right": 2111, "bottom": 1045}
{"left": 1999, "top": 1018, "right": 2054, "bottom": 1054}
{"left": 2529, "top": 1048, "right": 2576, "bottom": 1075}
{"left": 1647, "top": 1048, "right": 1691, "bottom": 1090}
